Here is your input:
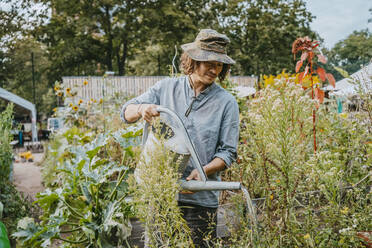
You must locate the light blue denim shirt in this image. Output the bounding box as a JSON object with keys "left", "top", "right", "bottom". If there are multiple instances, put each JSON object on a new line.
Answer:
{"left": 120, "top": 76, "right": 239, "bottom": 208}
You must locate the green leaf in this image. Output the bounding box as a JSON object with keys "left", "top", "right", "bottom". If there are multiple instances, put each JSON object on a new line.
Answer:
{"left": 35, "top": 189, "right": 61, "bottom": 211}
{"left": 0, "top": 221, "right": 11, "bottom": 248}
{"left": 86, "top": 146, "right": 101, "bottom": 160}
{"left": 334, "top": 66, "right": 350, "bottom": 78}
{"left": 80, "top": 183, "right": 93, "bottom": 204}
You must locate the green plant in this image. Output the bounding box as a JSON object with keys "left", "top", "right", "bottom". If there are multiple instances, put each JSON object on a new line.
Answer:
{"left": 0, "top": 104, "right": 14, "bottom": 182}
{"left": 221, "top": 78, "right": 371, "bottom": 247}
{"left": 292, "top": 36, "right": 336, "bottom": 152}
{"left": 130, "top": 120, "right": 193, "bottom": 247}
{"left": 13, "top": 126, "right": 142, "bottom": 247}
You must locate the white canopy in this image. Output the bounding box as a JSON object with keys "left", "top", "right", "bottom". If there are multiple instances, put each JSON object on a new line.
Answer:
{"left": 324, "top": 63, "right": 372, "bottom": 96}
{"left": 0, "top": 87, "right": 38, "bottom": 142}
{"left": 233, "top": 86, "right": 256, "bottom": 98}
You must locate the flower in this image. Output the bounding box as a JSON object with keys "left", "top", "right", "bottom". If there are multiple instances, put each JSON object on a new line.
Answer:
{"left": 72, "top": 106, "right": 78, "bottom": 111}
{"left": 339, "top": 113, "right": 348, "bottom": 119}
{"left": 304, "top": 233, "right": 310, "bottom": 239}
{"left": 270, "top": 194, "right": 274, "bottom": 200}
{"left": 66, "top": 88, "right": 71, "bottom": 93}
{"left": 52, "top": 108, "right": 57, "bottom": 112}
{"left": 57, "top": 92, "right": 63, "bottom": 97}
{"left": 275, "top": 179, "right": 280, "bottom": 183}
{"left": 78, "top": 99, "right": 83, "bottom": 105}
{"left": 54, "top": 86, "right": 60, "bottom": 91}
{"left": 99, "top": 99, "right": 103, "bottom": 104}
{"left": 68, "top": 103, "right": 73, "bottom": 107}
{"left": 340, "top": 207, "right": 349, "bottom": 215}
{"left": 83, "top": 80, "right": 88, "bottom": 85}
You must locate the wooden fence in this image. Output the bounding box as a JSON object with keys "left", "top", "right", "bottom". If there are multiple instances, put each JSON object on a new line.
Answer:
{"left": 62, "top": 76, "right": 256, "bottom": 101}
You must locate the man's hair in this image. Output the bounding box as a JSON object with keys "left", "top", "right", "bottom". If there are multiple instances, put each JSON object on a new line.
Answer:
{"left": 180, "top": 52, "right": 230, "bottom": 82}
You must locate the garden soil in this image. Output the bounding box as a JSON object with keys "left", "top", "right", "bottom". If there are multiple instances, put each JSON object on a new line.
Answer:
{"left": 13, "top": 152, "right": 45, "bottom": 201}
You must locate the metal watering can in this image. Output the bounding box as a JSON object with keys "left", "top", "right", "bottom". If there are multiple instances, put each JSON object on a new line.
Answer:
{"left": 140, "top": 106, "right": 240, "bottom": 191}
{"left": 137, "top": 105, "right": 257, "bottom": 226}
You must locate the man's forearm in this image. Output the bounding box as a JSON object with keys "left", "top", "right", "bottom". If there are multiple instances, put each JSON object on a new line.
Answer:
{"left": 124, "top": 104, "right": 141, "bottom": 123}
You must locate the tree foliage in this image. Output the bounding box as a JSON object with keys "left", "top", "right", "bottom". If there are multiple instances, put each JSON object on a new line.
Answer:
{"left": 324, "top": 29, "right": 372, "bottom": 80}
{"left": 0, "top": 37, "right": 53, "bottom": 117}
{"left": 213, "top": 0, "right": 316, "bottom": 76}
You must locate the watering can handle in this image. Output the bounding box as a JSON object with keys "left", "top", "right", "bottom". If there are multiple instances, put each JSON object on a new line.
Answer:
{"left": 141, "top": 106, "right": 207, "bottom": 182}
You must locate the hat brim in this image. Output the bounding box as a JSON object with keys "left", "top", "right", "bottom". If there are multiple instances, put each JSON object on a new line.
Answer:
{"left": 181, "top": 42, "right": 235, "bottom": 65}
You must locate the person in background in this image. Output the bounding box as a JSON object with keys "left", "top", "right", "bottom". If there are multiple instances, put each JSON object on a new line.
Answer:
{"left": 121, "top": 29, "right": 239, "bottom": 247}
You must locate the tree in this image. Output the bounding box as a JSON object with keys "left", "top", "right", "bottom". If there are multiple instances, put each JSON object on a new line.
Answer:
{"left": 35, "top": 0, "right": 154, "bottom": 78}
{"left": 213, "top": 0, "right": 316, "bottom": 76}
{"left": 323, "top": 30, "right": 372, "bottom": 80}
{"left": 0, "top": 37, "right": 54, "bottom": 118}
{"left": 128, "top": 0, "right": 218, "bottom": 75}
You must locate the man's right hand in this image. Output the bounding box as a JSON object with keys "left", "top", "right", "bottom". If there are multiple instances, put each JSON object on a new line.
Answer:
{"left": 124, "top": 104, "right": 159, "bottom": 123}
{"left": 138, "top": 104, "right": 160, "bottom": 123}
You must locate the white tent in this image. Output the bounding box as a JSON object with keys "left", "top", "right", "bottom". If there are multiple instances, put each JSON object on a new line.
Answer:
{"left": 233, "top": 86, "right": 256, "bottom": 98}
{"left": 0, "top": 87, "right": 38, "bottom": 142}
{"left": 324, "top": 63, "right": 372, "bottom": 96}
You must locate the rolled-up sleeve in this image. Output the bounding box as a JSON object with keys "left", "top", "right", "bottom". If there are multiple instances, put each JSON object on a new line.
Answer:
{"left": 213, "top": 99, "right": 240, "bottom": 167}
{"left": 120, "top": 79, "right": 165, "bottom": 123}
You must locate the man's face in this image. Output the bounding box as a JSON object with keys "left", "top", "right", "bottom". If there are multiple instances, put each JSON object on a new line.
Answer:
{"left": 194, "top": 61, "right": 223, "bottom": 85}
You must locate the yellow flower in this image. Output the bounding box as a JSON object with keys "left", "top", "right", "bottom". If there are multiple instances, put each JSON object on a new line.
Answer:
{"left": 72, "top": 106, "right": 78, "bottom": 111}
{"left": 304, "top": 233, "right": 310, "bottom": 239}
{"left": 78, "top": 195, "right": 87, "bottom": 201}
{"left": 340, "top": 207, "right": 349, "bottom": 215}
{"left": 52, "top": 108, "right": 57, "bottom": 112}
{"left": 68, "top": 103, "right": 73, "bottom": 107}
{"left": 270, "top": 194, "right": 274, "bottom": 200}
{"left": 54, "top": 86, "right": 60, "bottom": 91}
{"left": 312, "top": 76, "right": 320, "bottom": 85}
{"left": 66, "top": 88, "right": 71, "bottom": 93}
{"left": 276, "top": 179, "right": 280, "bottom": 183}
{"left": 339, "top": 113, "right": 348, "bottom": 119}
{"left": 57, "top": 92, "right": 63, "bottom": 97}
{"left": 78, "top": 99, "right": 83, "bottom": 105}
{"left": 83, "top": 80, "right": 88, "bottom": 85}
{"left": 99, "top": 99, "right": 103, "bottom": 104}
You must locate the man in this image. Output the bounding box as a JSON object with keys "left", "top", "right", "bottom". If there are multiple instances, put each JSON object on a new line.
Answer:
{"left": 121, "top": 29, "right": 239, "bottom": 247}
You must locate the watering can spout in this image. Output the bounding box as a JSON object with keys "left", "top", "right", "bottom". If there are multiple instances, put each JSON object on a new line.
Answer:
{"left": 179, "top": 180, "right": 241, "bottom": 192}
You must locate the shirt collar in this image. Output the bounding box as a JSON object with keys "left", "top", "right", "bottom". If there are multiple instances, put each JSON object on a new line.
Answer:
{"left": 186, "top": 76, "right": 217, "bottom": 99}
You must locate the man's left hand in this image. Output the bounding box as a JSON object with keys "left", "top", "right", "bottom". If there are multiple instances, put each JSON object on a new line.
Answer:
{"left": 186, "top": 169, "right": 202, "bottom": 181}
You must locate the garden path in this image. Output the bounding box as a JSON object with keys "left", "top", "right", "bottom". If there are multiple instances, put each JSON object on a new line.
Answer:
{"left": 13, "top": 152, "right": 45, "bottom": 201}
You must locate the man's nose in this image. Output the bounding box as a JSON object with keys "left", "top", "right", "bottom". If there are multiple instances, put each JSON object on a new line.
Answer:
{"left": 209, "top": 65, "right": 217, "bottom": 74}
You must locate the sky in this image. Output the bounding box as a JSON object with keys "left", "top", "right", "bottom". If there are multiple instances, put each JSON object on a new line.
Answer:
{"left": 305, "top": 0, "right": 372, "bottom": 49}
